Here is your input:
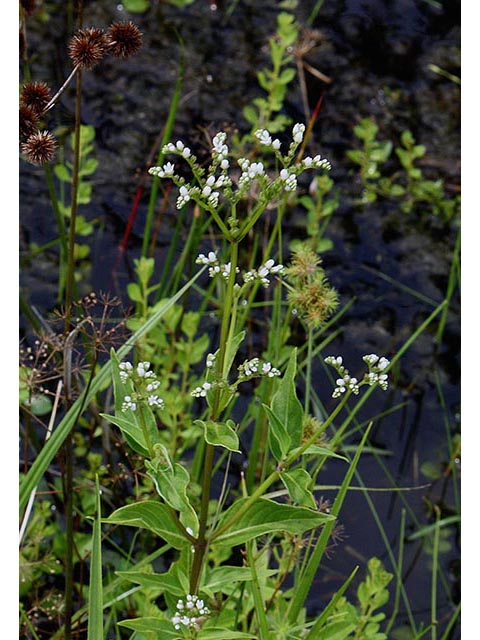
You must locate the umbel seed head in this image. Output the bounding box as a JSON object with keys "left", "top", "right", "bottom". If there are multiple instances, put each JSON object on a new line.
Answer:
{"left": 68, "top": 27, "right": 108, "bottom": 69}
{"left": 20, "top": 81, "right": 52, "bottom": 114}
{"left": 107, "top": 21, "right": 143, "bottom": 58}
{"left": 21, "top": 130, "right": 58, "bottom": 165}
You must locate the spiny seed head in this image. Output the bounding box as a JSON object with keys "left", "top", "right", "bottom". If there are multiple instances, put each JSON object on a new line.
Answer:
{"left": 288, "top": 279, "right": 338, "bottom": 328}
{"left": 19, "top": 105, "right": 39, "bottom": 142}
{"left": 68, "top": 27, "right": 108, "bottom": 69}
{"left": 20, "top": 81, "right": 52, "bottom": 114}
{"left": 107, "top": 21, "right": 143, "bottom": 58}
{"left": 286, "top": 245, "right": 322, "bottom": 282}
{"left": 21, "top": 130, "right": 58, "bottom": 165}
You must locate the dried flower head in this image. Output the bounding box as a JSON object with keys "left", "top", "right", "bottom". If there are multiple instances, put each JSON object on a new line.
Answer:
{"left": 19, "top": 105, "right": 39, "bottom": 142}
{"left": 68, "top": 27, "right": 108, "bottom": 69}
{"left": 107, "top": 21, "right": 143, "bottom": 58}
{"left": 21, "top": 130, "right": 58, "bottom": 165}
{"left": 20, "top": 81, "right": 52, "bottom": 114}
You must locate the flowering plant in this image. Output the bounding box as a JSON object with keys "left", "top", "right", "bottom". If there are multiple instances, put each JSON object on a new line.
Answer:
{"left": 99, "top": 125, "right": 393, "bottom": 637}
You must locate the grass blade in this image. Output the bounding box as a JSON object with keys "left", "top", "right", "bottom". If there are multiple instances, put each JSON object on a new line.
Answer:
{"left": 87, "top": 477, "right": 103, "bottom": 640}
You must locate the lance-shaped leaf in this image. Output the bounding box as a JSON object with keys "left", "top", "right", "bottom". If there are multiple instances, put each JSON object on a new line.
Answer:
{"left": 117, "top": 617, "right": 179, "bottom": 637}
{"left": 104, "top": 502, "right": 190, "bottom": 550}
{"left": 118, "top": 560, "right": 189, "bottom": 598}
{"left": 280, "top": 468, "right": 317, "bottom": 509}
{"left": 146, "top": 457, "right": 199, "bottom": 536}
{"left": 196, "top": 419, "right": 241, "bottom": 453}
{"left": 201, "top": 565, "right": 277, "bottom": 595}
{"left": 263, "top": 404, "right": 290, "bottom": 462}
{"left": 214, "top": 498, "right": 334, "bottom": 547}
{"left": 265, "top": 348, "right": 304, "bottom": 460}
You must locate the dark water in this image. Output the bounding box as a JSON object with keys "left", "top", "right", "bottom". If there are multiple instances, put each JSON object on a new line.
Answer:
{"left": 20, "top": 0, "right": 460, "bottom": 636}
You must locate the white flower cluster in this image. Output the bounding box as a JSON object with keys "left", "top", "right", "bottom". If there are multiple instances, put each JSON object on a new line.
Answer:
{"left": 243, "top": 258, "right": 285, "bottom": 287}
{"left": 148, "top": 123, "right": 331, "bottom": 213}
{"left": 172, "top": 594, "right": 210, "bottom": 632}
{"left": 362, "top": 354, "right": 390, "bottom": 390}
{"left": 324, "top": 354, "right": 390, "bottom": 398}
{"left": 324, "top": 356, "right": 359, "bottom": 398}
{"left": 119, "top": 361, "right": 165, "bottom": 412}
{"left": 195, "top": 251, "right": 236, "bottom": 280}
{"left": 238, "top": 157, "right": 266, "bottom": 188}
{"left": 191, "top": 381, "right": 212, "bottom": 398}
{"left": 211, "top": 131, "right": 230, "bottom": 169}
{"left": 238, "top": 357, "right": 281, "bottom": 379}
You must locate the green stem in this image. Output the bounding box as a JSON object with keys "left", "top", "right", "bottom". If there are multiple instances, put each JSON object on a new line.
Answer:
{"left": 43, "top": 164, "right": 68, "bottom": 301}
{"left": 63, "top": 7, "right": 83, "bottom": 633}
{"left": 189, "top": 240, "right": 239, "bottom": 594}
{"left": 304, "top": 326, "right": 313, "bottom": 413}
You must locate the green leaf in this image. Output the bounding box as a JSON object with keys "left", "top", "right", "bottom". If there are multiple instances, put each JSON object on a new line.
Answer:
{"left": 215, "top": 498, "right": 334, "bottom": 546}
{"left": 127, "top": 282, "right": 143, "bottom": 303}
{"left": 224, "top": 330, "right": 246, "bottom": 377}
{"left": 201, "top": 566, "right": 277, "bottom": 593}
{"left": 263, "top": 404, "right": 290, "bottom": 461}
{"left": 290, "top": 444, "right": 348, "bottom": 461}
{"left": 280, "top": 468, "right": 317, "bottom": 508}
{"left": 117, "top": 617, "right": 179, "bottom": 636}
{"left": 198, "top": 630, "right": 257, "bottom": 639}
{"left": 118, "top": 564, "right": 189, "bottom": 598}
{"left": 23, "top": 394, "right": 53, "bottom": 416}
{"left": 77, "top": 181, "right": 92, "bottom": 204}
{"left": 100, "top": 413, "right": 149, "bottom": 457}
{"left": 105, "top": 502, "right": 190, "bottom": 550}
{"left": 271, "top": 348, "right": 303, "bottom": 451}
{"left": 145, "top": 458, "right": 199, "bottom": 535}
{"left": 79, "top": 157, "right": 98, "bottom": 177}
{"left": 197, "top": 419, "right": 241, "bottom": 453}
{"left": 279, "top": 67, "right": 296, "bottom": 84}
{"left": 54, "top": 164, "right": 71, "bottom": 182}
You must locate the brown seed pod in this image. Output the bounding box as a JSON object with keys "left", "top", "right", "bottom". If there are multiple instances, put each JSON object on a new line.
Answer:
{"left": 68, "top": 27, "right": 108, "bottom": 69}
{"left": 21, "top": 130, "right": 58, "bottom": 165}
{"left": 107, "top": 21, "right": 143, "bottom": 58}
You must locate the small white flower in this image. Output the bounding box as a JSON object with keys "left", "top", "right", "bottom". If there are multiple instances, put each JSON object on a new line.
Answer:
{"left": 292, "top": 123, "right": 305, "bottom": 143}
{"left": 255, "top": 128, "right": 272, "bottom": 146}
{"left": 175, "top": 140, "right": 185, "bottom": 152}
{"left": 162, "top": 161, "right": 175, "bottom": 175}
{"left": 206, "top": 353, "right": 216, "bottom": 368}
{"left": 191, "top": 381, "right": 212, "bottom": 398}
{"left": 176, "top": 185, "right": 191, "bottom": 209}
{"left": 121, "top": 395, "right": 137, "bottom": 412}
{"left": 148, "top": 395, "right": 164, "bottom": 408}
{"left": 272, "top": 138, "right": 281, "bottom": 150}
{"left": 280, "top": 168, "right": 297, "bottom": 192}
